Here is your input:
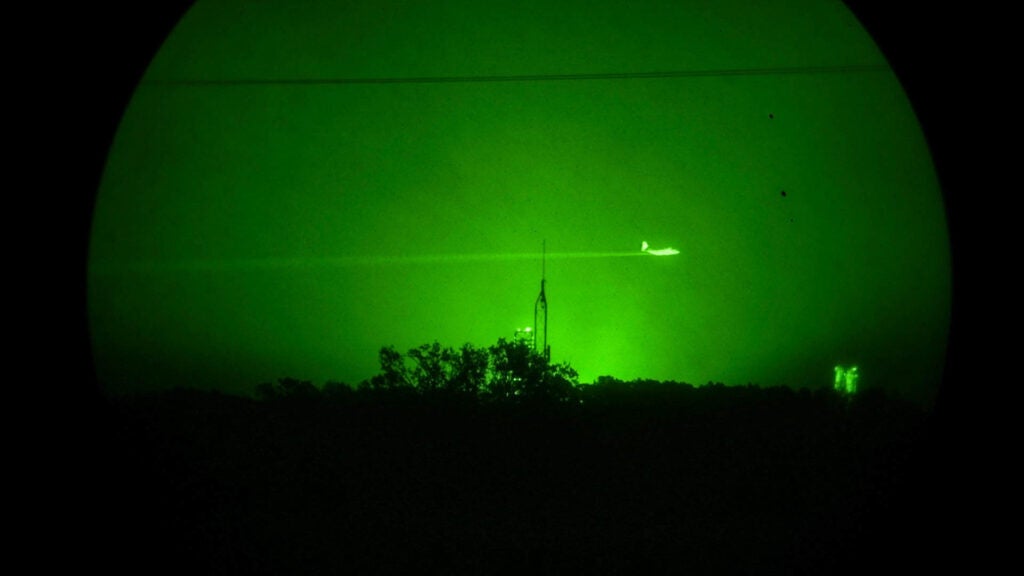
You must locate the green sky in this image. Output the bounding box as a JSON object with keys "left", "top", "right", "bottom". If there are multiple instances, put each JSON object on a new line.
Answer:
{"left": 88, "top": 0, "right": 950, "bottom": 402}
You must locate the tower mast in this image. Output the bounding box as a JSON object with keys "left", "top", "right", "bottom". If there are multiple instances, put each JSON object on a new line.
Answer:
{"left": 534, "top": 240, "right": 549, "bottom": 361}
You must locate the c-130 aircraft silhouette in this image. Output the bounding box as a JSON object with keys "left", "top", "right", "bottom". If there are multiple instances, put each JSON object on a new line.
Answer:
{"left": 641, "top": 241, "right": 679, "bottom": 256}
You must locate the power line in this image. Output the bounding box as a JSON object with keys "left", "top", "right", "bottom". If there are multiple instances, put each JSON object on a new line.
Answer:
{"left": 143, "top": 64, "right": 887, "bottom": 87}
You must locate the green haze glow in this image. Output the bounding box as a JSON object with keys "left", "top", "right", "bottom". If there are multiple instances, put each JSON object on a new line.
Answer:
{"left": 87, "top": 0, "right": 951, "bottom": 403}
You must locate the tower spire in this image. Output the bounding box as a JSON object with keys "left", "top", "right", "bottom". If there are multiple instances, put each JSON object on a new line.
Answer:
{"left": 534, "top": 240, "right": 549, "bottom": 361}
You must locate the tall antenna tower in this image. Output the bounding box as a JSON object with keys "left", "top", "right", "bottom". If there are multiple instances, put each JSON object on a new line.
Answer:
{"left": 534, "top": 240, "right": 550, "bottom": 361}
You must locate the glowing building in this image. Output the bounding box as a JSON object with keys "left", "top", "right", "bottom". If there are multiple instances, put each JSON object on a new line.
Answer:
{"left": 514, "top": 326, "right": 534, "bottom": 347}
{"left": 834, "top": 365, "right": 859, "bottom": 395}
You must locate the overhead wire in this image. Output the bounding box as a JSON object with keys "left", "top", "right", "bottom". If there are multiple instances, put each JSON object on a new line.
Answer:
{"left": 143, "top": 64, "right": 887, "bottom": 86}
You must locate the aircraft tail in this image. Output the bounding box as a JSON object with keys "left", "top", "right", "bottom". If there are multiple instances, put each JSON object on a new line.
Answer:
{"left": 641, "top": 241, "right": 649, "bottom": 252}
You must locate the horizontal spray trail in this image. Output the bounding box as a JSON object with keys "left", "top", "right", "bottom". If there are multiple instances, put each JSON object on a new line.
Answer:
{"left": 322, "top": 250, "right": 652, "bottom": 265}
{"left": 90, "top": 251, "right": 655, "bottom": 274}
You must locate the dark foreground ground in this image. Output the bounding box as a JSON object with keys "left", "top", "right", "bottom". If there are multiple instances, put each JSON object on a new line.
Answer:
{"left": 75, "top": 386, "right": 948, "bottom": 575}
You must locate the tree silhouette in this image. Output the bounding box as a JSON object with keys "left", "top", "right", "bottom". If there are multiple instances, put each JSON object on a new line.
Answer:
{"left": 322, "top": 380, "right": 355, "bottom": 402}
{"left": 347, "top": 338, "right": 581, "bottom": 403}
{"left": 447, "top": 342, "right": 488, "bottom": 396}
{"left": 255, "top": 377, "right": 319, "bottom": 401}
{"left": 486, "top": 337, "right": 578, "bottom": 403}
{"left": 486, "top": 337, "right": 536, "bottom": 401}
{"left": 407, "top": 341, "right": 453, "bottom": 393}
{"left": 360, "top": 345, "right": 412, "bottom": 391}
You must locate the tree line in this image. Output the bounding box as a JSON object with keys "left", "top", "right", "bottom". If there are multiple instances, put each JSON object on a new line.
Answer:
{"left": 256, "top": 337, "right": 580, "bottom": 404}
{"left": 254, "top": 337, "right": 880, "bottom": 411}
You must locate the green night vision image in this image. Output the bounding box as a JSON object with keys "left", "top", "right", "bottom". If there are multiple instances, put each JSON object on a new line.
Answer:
{"left": 82, "top": 2, "right": 960, "bottom": 573}
{"left": 87, "top": 0, "right": 950, "bottom": 404}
